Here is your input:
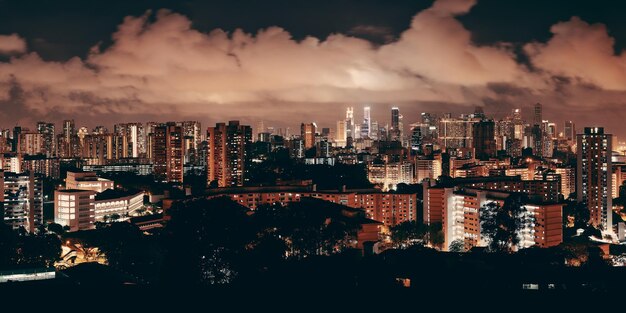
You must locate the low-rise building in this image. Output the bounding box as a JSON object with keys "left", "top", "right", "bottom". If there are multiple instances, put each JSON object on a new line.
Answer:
{"left": 54, "top": 189, "right": 96, "bottom": 232}
{"left": 94, "top": 189, "right": 144, "bottom": 221}
{"left": 66, "top": 171, "right": 114, "bottom": 193}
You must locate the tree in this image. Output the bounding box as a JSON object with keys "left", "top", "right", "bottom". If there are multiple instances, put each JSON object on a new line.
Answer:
{"left": 480, "top": 194, "right": 532, "bottom": 253}
{"left": 164, "top": 196, "right": 253, "bottom": 285}
{"left": 448, "top": 239, "right": 465, "bottom": 252}
{"left": 47, "top": 223, "right": 65, "bottom": 236}
{"left": 0, "top": 223, "right": 18, "bottom": 267}
{"left": 390, "top": 221, "right": 427, "bottom": 247}
{"left": 19, "top": 234, "right": 61, "bottom": 267}
{"left": 427, "top": 222, "right": 445, "bottom": 250}
{"left": 563, "top": 201, "right": 590, "bottom": 228}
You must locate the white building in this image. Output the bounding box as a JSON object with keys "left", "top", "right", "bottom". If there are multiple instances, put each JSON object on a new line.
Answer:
{"left": 54, "top": 189, "right": 96, "bottom": 232}
{"left": 94, "top": 189, "right": 144, "bottom": 221}
{"left": 66, "top": 171, "right": 114, "bottom": 193}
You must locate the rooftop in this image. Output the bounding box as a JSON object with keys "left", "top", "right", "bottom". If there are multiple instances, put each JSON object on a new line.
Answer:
{"left": 95, "top": 188, "right": 143, "bottom": 201}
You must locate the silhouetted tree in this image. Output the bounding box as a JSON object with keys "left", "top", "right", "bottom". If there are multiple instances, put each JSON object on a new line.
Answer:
{"left": 390, "top": 221, "right": 427, "bottom": 247}
{"left": 164, "top": 197, "right": 253, "bottom": 285}
{"left": 448, "top": 239, "right": 465, "bottom": 252}
{"left": 480, "top": 194, "right": 532, "bottom": 253}
{"left": 47, "top": 223, "right": 65, "bottom": 236}
{"left": 427, "top": 222, "right": 445, "bottom": 250}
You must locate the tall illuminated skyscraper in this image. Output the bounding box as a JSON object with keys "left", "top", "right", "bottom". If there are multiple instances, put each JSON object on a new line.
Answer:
{"left": 336, "top": 120, "right": 347, "bottom": 147}
{"left": 577, "top": 127, "right": 612, "bottom": 232}
{"left": 36, "top": 122, "right": 55, "bottom": 157}
{"left": 301, "top": 123, "right": 316, "bottom": 149}
{"left": 345, "top": 107, "right": 354, "bottom": 140}
{"left": 390, "top": 107, "right": 400, "bottom": 141}
{"left": 362, "top": 106, "right": 371, "bottom": 138}
{"left": 533, "top": 103, "right": 542, "bottom": 126}
{"left": 564, "top": 121, "right": 576, "bottom": 141}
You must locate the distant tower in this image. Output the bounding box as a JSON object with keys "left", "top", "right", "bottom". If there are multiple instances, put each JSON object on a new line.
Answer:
{"left": 533, "top": 103, "right": 542, "bottom": 126}
{"left": 336, "top": 120, "right": 347, "bottom": 148}
{"left": 564, "top": 121, "right": 576, "bottom": 141}
{"left": 362, "top": 106, "right": 371, "bottom": 138}
{"left": 473, "top": 120, "right": 496, "bottom": 160}
{"left": 301, "top": 123, "right": 317, "bottom": 149}
{"left": 391, "top": 107, "right": 400, "bottom": 141}
{"left": 346, "top": 107, "right": 354, "bottom": 140}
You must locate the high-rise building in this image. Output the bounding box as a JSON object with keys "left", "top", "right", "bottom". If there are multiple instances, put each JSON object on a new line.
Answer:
{"left": 473, "top": 120, "right": 496, "bottom": 160}
{"left": 438, "top": 115, "right": 476, "bottom": 150}
{"left": 410, "top": 124, "right": 423, "bottom": 154}
{"left": 177, "top": 121, "right": 202, "bottom": 151}
{"left": 60, "top": 120, "right": 80, "bottom": 158}
{"left": 81, "top": 133, "right": 128, "bottom": 164}
{"left": 301, "top": 123, "right": 316, "bottom": 149}
{"left": 114, "top": 123, "right": 146, "bottom": 158}
{"left": 206, "top": 121, "right": 252, "bottom": 187}
{"left": 19, "top": 132, "right": 44, "bottom": 156}
{"left": 36, "top": 122, "right": 55, "bottom": 157}
{"left": 577, "top": 127, "right": 612, "bottom": 231}
{"left": 11, "top": 126, "right": 22, "bottom": 153}
{"left": 367, "top": 162, "right": 413, "bottom": 191}
{"left": 533, "top": 103, "right": 542, "bottom": 126}
{"left": 335, "top": 120, "right": 347, "bottom": 148}
{"left": 345, "top": 107, "right": 354, "bottom": 141}
{"left": 390, "top": 107, "right": 400, "bottom": 141}
{"left": 254, "top": 121, "right": 266, "bottom": 143}
{"left": 1, "top": 171, "right": 44, "bottom": 233}
{"left": 362, "top": 106, "right": 371, "bottom": 138}
{"left": 152, "top": 123, "right": 184, "bottom": 183}
{"left": 564, "top": 121, "right": 576, "bottom": 141}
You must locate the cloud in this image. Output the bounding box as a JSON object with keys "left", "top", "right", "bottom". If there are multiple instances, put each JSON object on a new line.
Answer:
{"left": 0, "top": 34, "right": 27, "bottom": 55}
{"left": 0, "top": 0, "right": 626, "bottom": 136}
{"left": 525, "top": 17, "right": 626, "bottom": 91}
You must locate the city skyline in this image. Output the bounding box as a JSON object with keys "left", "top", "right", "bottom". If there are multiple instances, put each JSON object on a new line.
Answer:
{"left": 2, "top": 0, "right": 626, "bottom": 138}
{"left": 5, "top": 0, "right": 626, "bottom": 294}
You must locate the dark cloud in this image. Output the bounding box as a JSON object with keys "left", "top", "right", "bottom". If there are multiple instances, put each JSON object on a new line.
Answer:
{"left": 0, "top": 0, "right": 626, "bottom": 140}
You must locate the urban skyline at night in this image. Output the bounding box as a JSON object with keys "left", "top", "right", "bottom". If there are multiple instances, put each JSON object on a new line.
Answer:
{"left": 4, "top": 0, "right": 626, "bottom": 297}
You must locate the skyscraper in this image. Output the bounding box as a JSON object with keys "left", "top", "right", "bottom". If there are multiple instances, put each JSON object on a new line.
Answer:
{"left": 301, "top": 123, "right": 316, "bottom": 149}
{"left": 36, "top": 122, "right": 55, "bottom": 157}
{"left": 345, "top": 107, "right": 354, "bottom": 141}
{"left": 19, "top": 132, "right": 44, "bottom": 156}
{"left": 114, "top": 123, "right": 146, "bottom": 158}
{"left": 362, "top": 106, "right": 371, "bottom": 138}
{"left": 577, "top": 127, "right": 612, "bottom": 232}
{"left": 2, "top": 171, "right": 44, "bottom": 233}
{"left": 390, "top": 107, "right": 400, "bottom": 141}
{"left": 61, "top": 120, "right": 80, "bottom": 158}
{"left": 206, "top": 121, "right": 252, "bottom": 187}
{"left": 152, "top": 123, "right": 184, "bottom": 183}
{"left": 473, "top": 120, "right": 496, "bottom": 160}
{"left": 564, "top": 121, "right": 576, "bottom": 141}
{"left": 336, "top": 120, "right": 347, "bottom": 147}
{"left": 533, "top": 103, "right": 542, "bottom": 126}
{"left": 178, "top": 121, "right": 203, "bottom": 151}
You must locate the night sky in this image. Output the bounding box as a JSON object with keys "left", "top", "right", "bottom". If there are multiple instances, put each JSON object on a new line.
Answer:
{"left": 2, "top": 0, "right": 626, "bottom": 138}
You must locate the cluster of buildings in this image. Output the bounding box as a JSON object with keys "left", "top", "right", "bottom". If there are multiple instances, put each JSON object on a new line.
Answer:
{"left": 54, "top": 171, "right": 145, "bottom": 232}
{"left": 2, "top": 102, "right": 623, "bottom": 253}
